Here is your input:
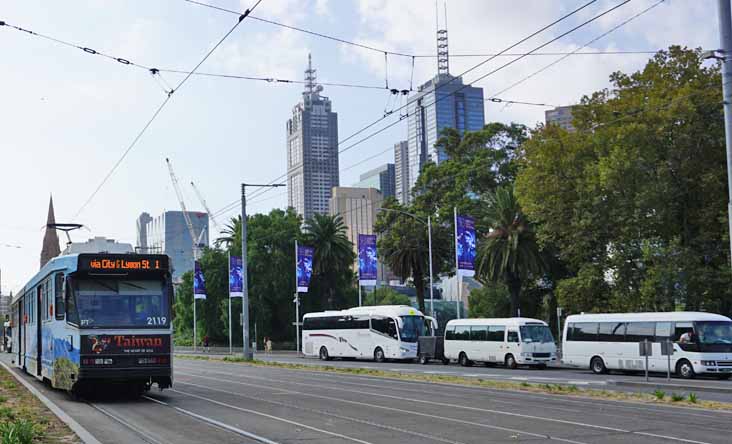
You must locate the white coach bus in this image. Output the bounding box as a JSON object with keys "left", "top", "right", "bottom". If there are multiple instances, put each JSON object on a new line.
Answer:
{"left": 302, "top": 305, "right": 433, "bottom": 362}
{"left": 444, "top": 318, "right": 557, "bottom": 368}
{"left": 562, "top": 312, "right": 732, "bottom": 379}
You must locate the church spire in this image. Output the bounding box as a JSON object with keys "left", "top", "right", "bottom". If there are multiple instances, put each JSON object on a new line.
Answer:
{"left": 40, "top": 195, "right": 61, "bottom": 268}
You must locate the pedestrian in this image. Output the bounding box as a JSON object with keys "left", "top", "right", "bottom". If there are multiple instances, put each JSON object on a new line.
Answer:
{"left": 265, "top": 337, "right": 273, "bottom": 355}
{"left": 203, "top": 335, "right": 210, "bottom": 353}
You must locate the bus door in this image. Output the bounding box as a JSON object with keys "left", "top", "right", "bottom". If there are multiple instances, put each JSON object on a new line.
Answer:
{"left": 36, "top": 286, "right": 42, "bottom": 376}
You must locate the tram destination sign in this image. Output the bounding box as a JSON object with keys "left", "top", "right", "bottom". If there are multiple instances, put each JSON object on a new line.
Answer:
{"left": 78, "top": 254, "right": 169, "bottom": 273}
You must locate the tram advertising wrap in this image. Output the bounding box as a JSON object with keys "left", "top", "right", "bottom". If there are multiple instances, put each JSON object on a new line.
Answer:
{"left": 82, "top": 334, "right": 171, "bottom": 355}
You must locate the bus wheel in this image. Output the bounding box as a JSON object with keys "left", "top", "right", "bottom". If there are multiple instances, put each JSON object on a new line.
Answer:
{"left": 459, "top": 352, "right": 471, "bottom": 367}
{"left": 676, "top": 359, "right": 695, "bottom": 379}
{"left": 319, "top": 346, "right": 330, "bottom": 361}
{"left": 374, "top": 347, "right": 385, "bottom": 363}
{"left": 505, "top": 354, "right": 517, "bottom": 369}
{"left": 590, "top": 356, "right": 607, "bottom": 374}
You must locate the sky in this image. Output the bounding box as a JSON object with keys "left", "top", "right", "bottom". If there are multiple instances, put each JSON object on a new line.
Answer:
{"left": 0, "top": 0, "right": 719, "bottom": 293}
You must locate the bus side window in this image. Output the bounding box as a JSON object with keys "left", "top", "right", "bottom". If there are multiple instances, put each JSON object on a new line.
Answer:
{"left": 655, "top": 322, "right": 672, "bottom": 341}
{"left": 54, "top": 273, "right": 65, "bottom": 320}
{"left": 387, "top": 318, "right": 398, "bottom": 340}
{"left": 673, "top": 322, "right": 694, "bottom": 342}
{"left": 445, "top": 326, "right": 455, "bottom": 340}
{"left": 507, "top": 330, "right": 519, "bottom": 343}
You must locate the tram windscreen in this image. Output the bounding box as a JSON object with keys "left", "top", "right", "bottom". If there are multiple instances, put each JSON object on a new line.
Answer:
{"left": 72, "top": 279, "right": 169, "bottom": 328}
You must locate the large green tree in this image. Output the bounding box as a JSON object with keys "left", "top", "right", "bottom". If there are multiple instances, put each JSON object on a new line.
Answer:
{"left": 516, "top": 46, "right": 732, "bottom": 316}
{"left": 302, "top": 213, "right": 356, "bottom": 310}
{"left": 374, "top": 201, "right": 451, "bottom": 313}
{"left": 476, "top": 185, "right": 544, "bottom": 317}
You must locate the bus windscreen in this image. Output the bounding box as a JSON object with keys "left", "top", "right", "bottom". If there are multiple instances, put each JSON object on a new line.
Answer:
{"left": 73, "top": 279, "right": 169, "bottom": 328}
{"left": 399, "top": 316, "right": 426, "bottom": 343}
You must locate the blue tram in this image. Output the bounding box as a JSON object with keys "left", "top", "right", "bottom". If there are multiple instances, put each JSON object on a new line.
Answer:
{"left": 10, "top": 253, "right": 173, "bottom": 395}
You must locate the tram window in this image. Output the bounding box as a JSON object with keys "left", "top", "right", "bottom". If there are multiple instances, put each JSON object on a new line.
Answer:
{"left": 65, "top": 279, "right": 80, "bottom": 325}
{"left": 55, "top": 273, "right": 65, "bottom": 320}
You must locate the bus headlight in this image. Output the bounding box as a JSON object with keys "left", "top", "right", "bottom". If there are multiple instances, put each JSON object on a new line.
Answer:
{"left": 701, "top": 360, "right": 717, "bottom": 366}
{"left": 400, "top": 347, "right": 410, "bottom": 353}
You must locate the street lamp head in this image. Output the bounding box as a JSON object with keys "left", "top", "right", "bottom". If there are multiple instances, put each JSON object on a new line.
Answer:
{"left": 701, "top": 49, "right": 724, "bottom": 61}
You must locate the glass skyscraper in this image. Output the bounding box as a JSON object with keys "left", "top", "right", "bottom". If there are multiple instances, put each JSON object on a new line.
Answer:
{"left": 136, "top": 211, "right": 209, "bottom": 282}
{"left": 354, "top": 163, "right": 395, "bottom": 199}
{"left": 406, "top": 73, "right": 485, "bottom": 198}
{"left": 287, "top": 55, "right": 339, "bottom": 220}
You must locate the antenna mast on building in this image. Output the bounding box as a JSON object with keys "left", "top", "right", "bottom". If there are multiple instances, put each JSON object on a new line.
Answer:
{"left": 305, "top": 53, "right": 317, "bottom": 95}
{"left": 436, "top": 1, "right": 450, "bottom": 75}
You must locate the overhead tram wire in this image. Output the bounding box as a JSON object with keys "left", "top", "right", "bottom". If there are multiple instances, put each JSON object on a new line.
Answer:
{"left": 73, "top": 0, "right": 266, "bottom": 218}
{"left": 208, "top": 0, "right": 609, "bottom": 216}
{"left": 490, "top": 0, "right": 667, "bottom": 102}
{"left": 184, "top": 0, "right": 657, "bottom": 59}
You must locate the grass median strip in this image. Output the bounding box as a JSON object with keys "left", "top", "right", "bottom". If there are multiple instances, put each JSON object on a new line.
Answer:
{"left": 177, "top": 354, "right": 732, "bottom": 411}
{"left": 0, "top": 365, "right": 79, "bottom": 444}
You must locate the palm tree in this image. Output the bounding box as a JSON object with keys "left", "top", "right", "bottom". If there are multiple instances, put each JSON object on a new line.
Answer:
{"left": 477, "top": 185, "right": 544, "bottom": 317}
{"left": 214, "top": 216, "right": 241, "bottom": 250}
{"left": 302, "top": 213, "right": 355, "bottom": 309}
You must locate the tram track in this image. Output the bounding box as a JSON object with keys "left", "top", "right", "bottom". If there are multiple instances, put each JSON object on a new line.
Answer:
{"left": 87, "top": 402, "right": 170, "bottom": 444}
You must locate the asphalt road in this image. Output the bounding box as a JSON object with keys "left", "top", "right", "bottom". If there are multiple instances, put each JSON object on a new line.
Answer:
{"left": 246, "top": 352, "right": 732, "bottom": 401}
{"left": 3, "top": 352, "right": 732, "bottom": 444}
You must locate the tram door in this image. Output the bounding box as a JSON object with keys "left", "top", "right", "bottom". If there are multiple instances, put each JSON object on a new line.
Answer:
{"left": 18, "top": 300, "right": 23, "bottom": 367}
{"left": 36, "top": 287, "right": 42, "bottom": 376}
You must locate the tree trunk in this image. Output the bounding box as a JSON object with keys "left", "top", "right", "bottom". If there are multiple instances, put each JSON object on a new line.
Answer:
{"left": 507, "top": 273, "right": 522, "bottom": 317}
{"left": 413, "top": 268, "right": 426, "bottom": 314}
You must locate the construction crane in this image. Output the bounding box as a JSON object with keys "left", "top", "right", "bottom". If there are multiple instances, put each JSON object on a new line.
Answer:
{"left": 165, "top": 158, "right": 204, "bottom": 260}
{"left": 190, "top": 181, "right": 220, "bottom": 232}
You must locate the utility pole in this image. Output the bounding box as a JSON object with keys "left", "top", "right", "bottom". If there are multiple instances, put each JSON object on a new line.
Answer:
{"left": 241, "top": 183, "right": 285, "bottom": 360}
{"left": 717, "top": 0, "right": 732, "bottom": 270}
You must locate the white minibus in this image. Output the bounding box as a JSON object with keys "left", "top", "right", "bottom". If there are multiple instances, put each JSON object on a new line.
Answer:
{"left": 444, "top": 318, "right": 557, "bottom": 368}
{"left": 302, "top": 305, "right": 433, "bottom": 362}
{"left": 562, "top": 312, "right": 732, "bottom": 379}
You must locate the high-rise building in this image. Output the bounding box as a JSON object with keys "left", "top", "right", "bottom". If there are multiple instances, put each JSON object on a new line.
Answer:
{"left": 406, "top": 29, "right": 485, "bottom": 200}
{"left": 394, "top": 141, "right": 410, "bottom": 204}
{"left": 545, "top": 105, "right": 576, "bottom": 132}
{"left": 136, "top": 212, "right": 153, "bottom": 252}
{"left": 329, "top": 187, "right": 383, "bottom": 275}
{"left": 287, "top": 54, "right": 339, "bottom": 220}
{"left": 136, "top": 211, "right": 209, "bottom": 282}
{"left": 40, "top": 196, "right": 61, "bottom": 269}
{"left": 355, "top": 164, "right": 395, "bottom": 199}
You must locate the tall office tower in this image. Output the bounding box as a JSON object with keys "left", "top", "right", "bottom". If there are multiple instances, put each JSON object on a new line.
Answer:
{"left": 136, "top": 212, "right": 153, "bottom": 252}
{"left": 406, "top": 29, "right": 485, "bottom": 199}
{"left": 329, "top": 187, "right": 384, "bottom": 274}
{"left": 136, "top": 211, "right": 209, "bottom": 282}
{"left": 545, "top": 105, "right": 576, "bottom": 132}
{"left": 287, "top": 54, "right": 339, "bottom": 220}
{"left": 355, "top": 164, "right": 395, "bottom": 199}
{"left": 393, "top": 141, "right": 410, "bottom": 204}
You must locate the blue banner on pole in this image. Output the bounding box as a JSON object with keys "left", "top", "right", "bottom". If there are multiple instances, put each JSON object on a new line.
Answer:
{"left": 194, "top": 261, "right": 207, "bottom": 300}
{"left": 229, "top": 255, "right": 243, "bottom": 298}
{"left": 358, "top": 234, "right": 378, "bottom": 286}
{"left": 456, "top": 215, "right": 476, "bottom": 277}
{"left": 296, "top": 245, "right": 314, "bottom": 293}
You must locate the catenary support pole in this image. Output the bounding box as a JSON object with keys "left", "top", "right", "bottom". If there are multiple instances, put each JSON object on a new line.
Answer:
{"left": 193, "top": 298, "right": 197, "bottom": 352}
{"left": 427, "top": 216, "right": 435, "bottom": 318}
{"left": 241, "top": 184, "right": 251, "bottom": 360}
{"left": 453, "top": 208, "right": 460, "bottom": 319}
{"left": 228, "top": 252, "right": 232, "bottom": 354}
{"left": 718, "top": 0, "right": 732, "bottom": 270}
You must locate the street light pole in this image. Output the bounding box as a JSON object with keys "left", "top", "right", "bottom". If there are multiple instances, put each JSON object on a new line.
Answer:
{"left": 717, "top": 0, "right": 732, "bottom": 270}
{"left": 241, "top": 182, "right": 285, "bottom": 360}
{"left": 378, "top": 208, "right": 435, "bottom": 318}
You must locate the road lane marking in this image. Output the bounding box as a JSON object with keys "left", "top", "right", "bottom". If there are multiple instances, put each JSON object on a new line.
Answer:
{"left": 176, "top": 361, "right": 730, "bottom": 419}
{"left": 142, "top": 396, "right": 280, "bottom": 444}
{"left": 178, "top": 369, "right": 714, "bottom": 444}
{"left": 172, "top": 382, "right": 468, "bottom": 444}
{"left": 170, "top": 388, "right": 375, "bottom": 444}
{"left": 177, "top": 373, "right": 588, "bottom": 444}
